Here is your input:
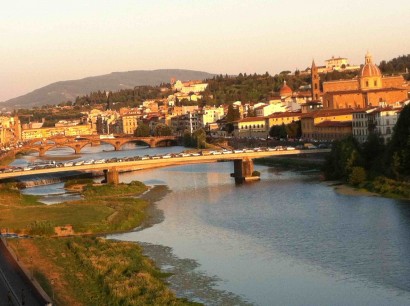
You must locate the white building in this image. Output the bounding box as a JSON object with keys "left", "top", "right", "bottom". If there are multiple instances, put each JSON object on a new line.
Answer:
{"left": 200, "top": 106, "right": 225, "bottom": 127}
{"left": 374, "top": 108, "right": 401, "bottom": 144}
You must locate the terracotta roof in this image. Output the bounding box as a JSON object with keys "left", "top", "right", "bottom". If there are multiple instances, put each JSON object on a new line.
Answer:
{"left": 268, "top": 111, "right": 301, "bottom": 119}
{"left": 237, "top": 116, "right": 266, "bottom": 123}
{"left": 325, "top": 87, "right": 406, "bottom": 95}
{"left": 301, "top": 108, "right": 354, "bottom": 118}
{"left": 279, "top": 81, "right": 293, "bottom": 95}
{"left": 360, "top": 63, "right": 381, "bottom": 78}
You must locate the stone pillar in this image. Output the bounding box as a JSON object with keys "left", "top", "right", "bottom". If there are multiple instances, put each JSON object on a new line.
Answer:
{"left": 74, "top": 144, "right": 81, "bottom": 154}
{"left": 230, "top": 158, "right": 257, "bottom": 184}
{"left": 114, "top": 142, "right": 121, "bottom": 151}
{"left": 39, "top": 147, "right": 46, "bottom": 157}
{"left": 149, "top": 138, "right": 156, "bottom": 148}
{"left": 242, "top": 157, "right": 254, "bottom": 178}
{"left": 106, "top": 168, "right": 119, "bottom": 185}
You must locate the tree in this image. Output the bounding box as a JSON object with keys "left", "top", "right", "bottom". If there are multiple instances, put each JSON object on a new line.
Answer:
{"left": 154, "top": 124, "right": 172, "bottom": 136}
{"left": 226, "top": 104, "right": 240, "bottom": 122}
{"left": 269, "top": 124, "right": 287, "bottom": 139}
{"left": 386, "top": 104, "right": 410, "bottom": 179}
{"left": 362, "top": 133, "right": 386, "bottom": 177}
{"left": 134, "top": 122, "right": 150, "bottom": 137}
{"left": 285, "top": 121, "right": 301, "bottom": 139}
{"left": 349, "top": 167, "right": 367, "bottom": 186}
{"left": 323, "top": 136, "right": 362, "bottom": 181}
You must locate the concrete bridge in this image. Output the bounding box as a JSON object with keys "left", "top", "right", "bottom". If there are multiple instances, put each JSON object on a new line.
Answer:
{"left": 0, "top": 149, "right": 330, "bottom": 184}
{"left": 17, "top": 135, "right": 178, "bottom": 157}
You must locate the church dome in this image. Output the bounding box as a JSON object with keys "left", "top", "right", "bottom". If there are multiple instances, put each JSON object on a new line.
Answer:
{"left": 360, "top": 51, "right": 381, "bottom": 78}
{"left": 279, "top": 81, "right": 293, "bottom": 96}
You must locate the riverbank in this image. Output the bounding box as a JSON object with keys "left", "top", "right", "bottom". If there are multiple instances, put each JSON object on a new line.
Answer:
{"left": 2, "top": 181, "right": 199, "bottom": 305}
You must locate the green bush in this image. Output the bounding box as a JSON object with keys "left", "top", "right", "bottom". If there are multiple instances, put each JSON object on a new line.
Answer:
{"left": 28, "top": 220, "right": 55, "bottom": 236}
{"left": 348, "top": 167, "right": 367, "bottom": 186}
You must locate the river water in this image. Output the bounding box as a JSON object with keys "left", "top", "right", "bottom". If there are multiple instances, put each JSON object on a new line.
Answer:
{"left": 14, "top": 144, "right": 410, "bottom": 305}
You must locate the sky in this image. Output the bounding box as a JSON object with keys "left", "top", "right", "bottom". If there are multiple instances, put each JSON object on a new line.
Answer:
{"left": 1, "top": 0, "right": 409, "bottom": 102}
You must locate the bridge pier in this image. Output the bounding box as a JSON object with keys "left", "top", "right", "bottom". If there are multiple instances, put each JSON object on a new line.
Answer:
{"left": 230, "top": 158, "right": 259, "bottom": 184}
{"left": 103, "top": 168, "right": 119, "bottom": 185}
{"left": 74, "top": 145, "right": 82, "bottom": 154}
{"left": 114, "top": 143, "right": 121, "bottom": 151}
{"left": 39, "top": 147, "right": 46, "bottom": 157}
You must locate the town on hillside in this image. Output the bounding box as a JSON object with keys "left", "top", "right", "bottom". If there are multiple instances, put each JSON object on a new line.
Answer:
{"left": 0, "top": 52, "right": 409, "bottom": 153}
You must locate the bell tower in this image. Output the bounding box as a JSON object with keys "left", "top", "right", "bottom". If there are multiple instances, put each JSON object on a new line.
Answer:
{"left": 311, "top": 60, "right": 320, "bottom": 101}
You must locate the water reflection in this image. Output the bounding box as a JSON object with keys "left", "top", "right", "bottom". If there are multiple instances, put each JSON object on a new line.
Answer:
{"left": 112, "top": 163, "right": 410, "bottom": 306}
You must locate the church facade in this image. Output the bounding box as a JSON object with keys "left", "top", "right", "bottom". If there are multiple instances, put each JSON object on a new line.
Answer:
{"left": 316, "top": 52, "right": 408, "bottom": 109}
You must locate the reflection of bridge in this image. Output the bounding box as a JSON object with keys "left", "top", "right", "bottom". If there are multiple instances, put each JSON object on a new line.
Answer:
{"left": 0, "top": 149, "right": 330, "bottom": 184}
{"left": 17, "top": 135, "right": 178, "bottom": 157}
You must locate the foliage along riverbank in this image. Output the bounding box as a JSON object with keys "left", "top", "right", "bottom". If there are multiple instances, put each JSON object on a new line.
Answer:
{"left": 2, "top": 180, "right": 199, "bottom": 305}
{"left": 323, "top": 104, "right": 410, "bottom": 201}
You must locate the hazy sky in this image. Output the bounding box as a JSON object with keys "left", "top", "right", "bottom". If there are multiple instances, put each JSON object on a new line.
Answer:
{"left": 1, "top": 0, "right": 409, "bottom": 102}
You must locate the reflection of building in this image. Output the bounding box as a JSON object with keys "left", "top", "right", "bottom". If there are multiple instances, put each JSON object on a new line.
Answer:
{"left": 322, "top": 52, "right": 408, "bottom": 109}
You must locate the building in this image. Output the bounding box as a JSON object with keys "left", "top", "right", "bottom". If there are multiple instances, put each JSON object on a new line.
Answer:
{"left": 265, "top": 112, "right": 301, "bottom": 129}
{"left": 352, "top": 108, "right": 377, "bottom": 143}
{"left": 324, "top": 56, "right": 360, "bottom": 72}
{"left": 200, "top": 106, "right": 225, "bottom": 127}
{"left": 322, "top": 52, "right": 408, "bottom": 109}
{"left": 374, "top": 108, "right": 402, "bottom": 143}
{"left": 0, "top": 116, "right": 21, "bottom": 147}
{"left": 170, "top": 112, "right": 201, "bottom": 135}
{"left": 311, "top": 60, "right": 321, "bottom": 101}
{"left": 122, "top": 112, "right": 139, "bottom": 135}
{"left": 233, "top": 117, "right": 267, "bottom": 138}
{"left": 21, "top": 125, "right": 94, "bottom": 141}
{"left": 301, "top": 108, "right": 353, "bottom": 140}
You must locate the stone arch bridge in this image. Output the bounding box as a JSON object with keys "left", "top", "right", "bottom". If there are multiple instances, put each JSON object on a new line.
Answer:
{"left": 17, "top": 135, "right": 178, "bottom": 157}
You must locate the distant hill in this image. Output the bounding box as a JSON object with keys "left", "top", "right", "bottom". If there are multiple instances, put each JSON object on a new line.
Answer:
{"left": 0, "top": 69, "right": 215, "bottom": 110}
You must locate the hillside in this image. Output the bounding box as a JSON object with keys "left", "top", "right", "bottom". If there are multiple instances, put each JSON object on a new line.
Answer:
{"left": 1, "top": 69, "right": 214, "bottom": 109}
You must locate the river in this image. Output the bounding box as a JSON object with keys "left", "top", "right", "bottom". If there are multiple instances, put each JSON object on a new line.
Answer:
{"left": 13, "top": 144, "right": 410, "bottom": 305}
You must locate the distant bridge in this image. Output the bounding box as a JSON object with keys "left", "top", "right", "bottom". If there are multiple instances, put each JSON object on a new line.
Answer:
{"left": 16, "top": 135, "right": 178, "bottom": 156}
{"left": 0, "top": 149, "right": 330, "bottom": 184}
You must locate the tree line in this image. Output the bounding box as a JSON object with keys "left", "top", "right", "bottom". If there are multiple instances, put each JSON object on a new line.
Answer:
{"left": 323, "top": 104, "right": 410, "bottom": 197}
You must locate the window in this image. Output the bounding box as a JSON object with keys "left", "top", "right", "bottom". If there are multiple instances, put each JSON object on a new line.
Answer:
{"left": 366, "top": 81, "right": 369, "bottom": 87}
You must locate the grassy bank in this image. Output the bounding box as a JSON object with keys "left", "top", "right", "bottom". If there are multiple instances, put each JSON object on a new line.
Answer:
{"left": 2, "top": 180, "right": 199, "bottom": 305}
{"left": 360, "top": 176, "right": 410, "bottom": 200}
{"left": 9, "top": 237, "right": 197, "bottom": 306}
{"left": 0, "top": 181, "right": 150, "bottom": 235}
